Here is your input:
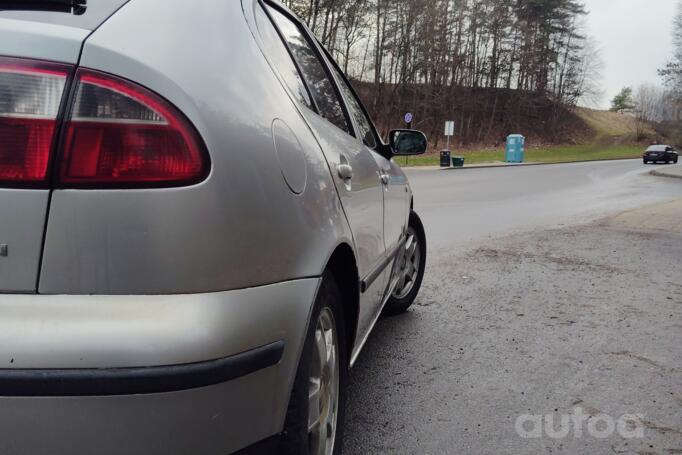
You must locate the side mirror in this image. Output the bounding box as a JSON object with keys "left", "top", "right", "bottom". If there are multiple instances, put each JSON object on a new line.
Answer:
{"left": 389, "top": 129, "right": 428, "bottom": 156}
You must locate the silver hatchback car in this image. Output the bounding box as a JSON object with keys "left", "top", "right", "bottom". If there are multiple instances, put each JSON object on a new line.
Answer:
{"left": 0, "top": 1, "right": 427, "bottom": 454}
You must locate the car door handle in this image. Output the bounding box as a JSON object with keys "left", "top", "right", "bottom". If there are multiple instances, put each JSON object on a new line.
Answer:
{"left": 337, "top": 163, "right": 354, "bottom": 181}
{"left": 378, "top": 171, "right": 390, "bottom": 186}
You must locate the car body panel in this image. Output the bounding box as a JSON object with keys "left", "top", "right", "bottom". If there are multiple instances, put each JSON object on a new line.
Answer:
{"left": 297, "top": 12, "right": 413, "bottom": 348}
{"left": 0, "top": 16, "right": 88, "bottom": 63}
{"left": 244, "top": 0, "right": 406, "bottom": 353}
{"left": 0, "top": 365, "right": 281, "bottom": 455}
{"left": 0, "top": 190, "right": 49, "bottom": 292}
{"left": 39, "top": 0, "right": 353, "bottom": 294}
{"left": 0, "top": 0, "right": 421, "bottom": 453}
{"left": 1, "top": 279, "right": 318, "bottom": 369}
{"left": 380, "top": 158, "right": 411, "bottom": 250}
{"left": 0, "top": 16, "right": 88, "bottom": 293}
{"left": 300, "top": 115, "right": 385, "bottom": 281}
{"left": 309, "top": 38, "right": 411, "bottom": 253}
{"left": 245, "top": 0, "right": 386, "bottom": 281}
{"left": 300, "top": 112, "right": 391, "bottom": 350}
{"left": 0, "top": 0, "right": 129, "bottom": 32}
{"left": 0, "top": 277, "right": 319, "bottom": 454}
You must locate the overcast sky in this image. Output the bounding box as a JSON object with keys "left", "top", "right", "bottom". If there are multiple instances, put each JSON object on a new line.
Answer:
{"left": 582, "top": 0, "right": 678, "bottom": 109}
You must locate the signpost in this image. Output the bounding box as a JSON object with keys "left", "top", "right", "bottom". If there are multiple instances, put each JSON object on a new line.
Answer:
{"left": 444, "top": 120, "right": 455, "bottom": 151}
{"left": 439, "top": 121, "right": 456, "bottom": 168}
{"left": 404, "top": 112, "right": 413, "bottom": 129}
{"left": 404, "top": 113, "right": 414, "bottom": 165}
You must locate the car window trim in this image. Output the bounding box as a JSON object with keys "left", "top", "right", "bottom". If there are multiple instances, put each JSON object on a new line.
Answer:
{"left": 318, "top": 42, "right": 382, "bottom": 152}
{"left": 261, "top": 0, "right": 356, "bottom": 138}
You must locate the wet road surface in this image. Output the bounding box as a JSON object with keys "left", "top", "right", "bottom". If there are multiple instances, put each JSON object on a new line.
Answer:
{"left": 408, "top": 160, "right": 682, "bottom": 250}
{"left": 344, "top": 160, "right": 682, "bottom": 454}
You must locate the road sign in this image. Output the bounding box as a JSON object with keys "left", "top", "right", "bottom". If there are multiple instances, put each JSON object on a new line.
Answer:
{"left": 444, "top": 121, "right": 455, "bottom": 137}
{"left": 444, "top": 121, "right": 455, "bottom": 151}
{"left": 404, "top": 112, "right": 414, "bottom": 124}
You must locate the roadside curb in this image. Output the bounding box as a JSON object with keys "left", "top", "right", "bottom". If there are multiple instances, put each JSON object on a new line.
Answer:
{"left": 650, "top": 167, "right": 682, "bottom": 180}
{"left": 434, "top": 157, "right": 641, "bottom": 171}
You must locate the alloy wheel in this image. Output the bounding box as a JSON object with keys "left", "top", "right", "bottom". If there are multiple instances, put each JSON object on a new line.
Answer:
{"left": 392, "top": 226, "right": 421, "bottom": 300}
{"left": 308, "top": 307, "right": 339, "bottom": 455}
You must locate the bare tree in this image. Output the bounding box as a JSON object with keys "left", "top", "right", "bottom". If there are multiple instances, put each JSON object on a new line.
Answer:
{"left": 283, "top": 0, "right": 595, "bottom": 145}
{"left": 658, "top": 1, "right": 682, "bottom": 146}
{"left": 633, "top": 84, "right": 665, "bottom": 140}
{"left": 574, "top": 38, "right": 605, "bottom": 108}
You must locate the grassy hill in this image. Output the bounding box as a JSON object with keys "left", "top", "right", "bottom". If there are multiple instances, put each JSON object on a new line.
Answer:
{"left": 574, "top": 107, "right": 656, "bottom": 142}
{"left": 575, "top": 108, "right": 640, "bottom": 137}
{"left": 397, "top": 107, "right": 652, "bottom": 167}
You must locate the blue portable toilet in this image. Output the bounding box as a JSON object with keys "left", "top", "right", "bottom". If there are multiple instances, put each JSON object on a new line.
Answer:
{"left": 505, "top": 134, "right": 525, "bottom": 163}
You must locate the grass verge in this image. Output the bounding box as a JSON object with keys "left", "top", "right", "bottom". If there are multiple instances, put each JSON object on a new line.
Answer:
{"left": 395, "top": 144, "right": 644, "bottom": 167}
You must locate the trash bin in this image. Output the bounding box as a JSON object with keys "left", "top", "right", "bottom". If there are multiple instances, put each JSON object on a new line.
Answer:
{"left": 505, "top": 134, "right": 525, "bottom": 163}
{"left": 440, "top": 150, "right": 451, "bottom": 167}
{"left": 452, "top": 156, "right": 464, "bottom": 167}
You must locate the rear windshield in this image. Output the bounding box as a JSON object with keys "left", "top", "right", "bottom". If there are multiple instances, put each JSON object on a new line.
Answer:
{"left": 0, "top": 0, "right": 128, "bottom": 31}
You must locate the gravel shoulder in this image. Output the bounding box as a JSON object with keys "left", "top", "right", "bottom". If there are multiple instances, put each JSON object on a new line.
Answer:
{"left": 345, "top": 200, "right": 682, "bottom": 455}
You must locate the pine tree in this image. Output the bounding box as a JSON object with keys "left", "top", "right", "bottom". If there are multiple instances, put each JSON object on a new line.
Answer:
{"left": 610, "top": 87, "right": 634, "bottom": 113}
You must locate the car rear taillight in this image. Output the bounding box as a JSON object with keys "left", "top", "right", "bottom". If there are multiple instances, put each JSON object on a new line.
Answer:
{"left": 0, "top": 59, "right": 208, "bottom": 189}
{"left": 59, "top": 69, "right": 209, "bottom": 187}
{"left": 0, "top": 57, "right": 70, "bottom": 185}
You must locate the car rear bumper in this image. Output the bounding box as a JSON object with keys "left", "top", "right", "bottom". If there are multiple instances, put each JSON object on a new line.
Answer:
{"left": 645, "top": 154, "right": 669, "bottom": 161}
{"left": 0, "top": 341, "right": 285, "bottom": 397}
{"left": 0, "top": 278, "right": 320, "bottom": 455}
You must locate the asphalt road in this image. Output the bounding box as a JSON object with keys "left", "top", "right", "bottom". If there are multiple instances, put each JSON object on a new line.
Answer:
{"left": 344, "top": 160, "right": 682, "bottom": 454}
{"left": 408, "top": 160, "right": 682, "bottom": 252}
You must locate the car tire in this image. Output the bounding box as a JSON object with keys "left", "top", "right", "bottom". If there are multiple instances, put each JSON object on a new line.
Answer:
{"left": 383, "top": 211, "right": 427, "bottom": 316}
{"left": 279, "top": 272, "right": 347, "bottom": 455}
{"left": 643, "top": 159, "right": 648, "bottom": 164}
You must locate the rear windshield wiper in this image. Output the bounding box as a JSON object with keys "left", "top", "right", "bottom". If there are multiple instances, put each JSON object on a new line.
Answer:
{"left": 0, "top": 0, "right": 86, "bottom": 15}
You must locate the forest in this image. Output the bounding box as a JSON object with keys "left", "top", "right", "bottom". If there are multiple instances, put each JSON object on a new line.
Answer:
{"left": 281, "top": 0, "right": 601, "bottom": 147}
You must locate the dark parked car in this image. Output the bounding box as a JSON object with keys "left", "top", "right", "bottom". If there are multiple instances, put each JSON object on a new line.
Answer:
{"left": 643, "top": 145, "right": 678, "bottom": 164}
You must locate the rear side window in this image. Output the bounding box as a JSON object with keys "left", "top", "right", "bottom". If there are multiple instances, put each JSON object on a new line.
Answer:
{"left": 255, "top": 5, "right": 312, "bottom": 108}
{"left": 265, "top": 6, "right": 351, "bottom": 135}
{"left": 330, "top": 65, "right": 377, "bottom": 149}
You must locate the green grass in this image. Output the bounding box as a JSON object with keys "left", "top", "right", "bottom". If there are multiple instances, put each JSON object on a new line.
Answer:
{"left": 395, "top": 144, "right": 644, "bottom": 167}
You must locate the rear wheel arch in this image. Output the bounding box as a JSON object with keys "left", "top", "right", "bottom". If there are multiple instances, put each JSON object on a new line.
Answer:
{"left": 324, "top": 243, "right": 359, "bottom": 364}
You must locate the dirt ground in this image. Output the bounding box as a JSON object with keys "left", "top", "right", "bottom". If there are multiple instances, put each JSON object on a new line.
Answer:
{"left": 345, "top": 200, "right": 682, "bottom": 454}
